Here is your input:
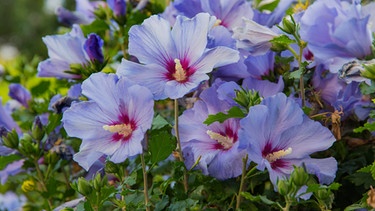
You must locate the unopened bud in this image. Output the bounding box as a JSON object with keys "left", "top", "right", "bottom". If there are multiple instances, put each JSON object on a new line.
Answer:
{"left": 77, "top": 177, "right": 93, "bottom": 195}
{"left": 21, "top": 179, "right": 35, "bottom": 192}
{"left": 282, "top": 17, "right": 296, "bottom": 34}
{"left": 290, "top": 167, "right": 309, "bottom": 187}
{"left": 2, "top": 129, "right": 19, "bottom": 149}
{"left": 277, "top": 179, "right": 290, "bottom": 196}
{"left": 32, "top": 116, "right": 44, "bottom": 140}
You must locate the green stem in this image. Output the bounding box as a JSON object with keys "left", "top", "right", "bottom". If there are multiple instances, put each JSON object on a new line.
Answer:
{"left": 141, "top": 153, "right": 150, "bottom": 211}
{"left": 297, "top": 45, "right": 305, "bottom": 107}
{"left": 236, "top": 154, "right": 248, "bottom": 210}
{"left": 118, "top": 25, "right": 128, "bottom": 59}
{"left": 174, "top": 99, "right": 189, "bottom": 193}
{"left": 34, "top": 160, "right": 53, "bottom": 210}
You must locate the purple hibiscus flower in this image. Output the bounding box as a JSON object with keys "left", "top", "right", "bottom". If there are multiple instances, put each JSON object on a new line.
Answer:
{"left": 166, "top": 0, "right": 253, "bottom": 30}
{"left": 62, "top": 73, "right": 154, "bottom": 170}
{"left": 177, "top": 81, "right": 247, "bottom": 180}
{"left": 239, "top": 93, "right": 337, "bottom": 186}
{"left": 56, "top": 0, "right": 106, "bottom": 26}
{"left": 312, "top": 65, "right": 370, "bottom": 120}
{"left": 299, "top": 0, "right": 373, "bottom": 71}
{"left": 253, "top": 0, "right": 295, "bottom": 27}
{"left": 117, "top": 13, "right": 239, "bottom": 100}
{"left": 38, "top": 25, "right": 104, "bottom": 79}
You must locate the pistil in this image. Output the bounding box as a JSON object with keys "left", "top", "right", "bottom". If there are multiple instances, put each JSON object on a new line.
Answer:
{"left": 173, "top": 59, "right": 187, "bottom": 82}
{"left": 103, "top": 123, "right": 133, "bottom": 137}
{"left": 265, "top": 147, "right": 292, "bottom": 163}
{"left": 207, "top": 130, "right": 233, "bottom": 150}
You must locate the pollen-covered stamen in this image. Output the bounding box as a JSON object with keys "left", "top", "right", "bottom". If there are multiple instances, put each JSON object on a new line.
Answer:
{"left": 172, "top": 59, "right": 187, "bottom": 82}
{"left": 265, "top": 147, "right": 292, "bottom": 163}
{"left": 103, "top": 123, "right": 133, "bottom": 137}
{"left": 213, "top": 19, "right": 222, "bottom": 27}
{"left": 207, "top": 130, "right": 233, "bottom": 150}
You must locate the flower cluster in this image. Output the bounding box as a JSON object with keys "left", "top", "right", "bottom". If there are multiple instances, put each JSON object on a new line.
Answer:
{"left": 2, "top": 0, "right": 375, "bottom": 210}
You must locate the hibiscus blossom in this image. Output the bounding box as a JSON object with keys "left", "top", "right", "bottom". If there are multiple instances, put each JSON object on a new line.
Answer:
{"left": 177, "top": 80, "right": 247, "bottom": 180}
{"left": 62, "top": 73, "right": 154, "bottom": 170}
{"left": 117, "top": 13, "right": 239, "bottom": 100}
{"left": 239, "top": 93, "right": 337, "bottom": 186}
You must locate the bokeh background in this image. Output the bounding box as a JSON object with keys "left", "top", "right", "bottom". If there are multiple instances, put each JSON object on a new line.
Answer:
{"left": 0, "top": 0, "right": 75, "bottom": 60}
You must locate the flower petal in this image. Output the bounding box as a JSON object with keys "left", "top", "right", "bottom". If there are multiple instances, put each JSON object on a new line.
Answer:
{"left": 171, "top": 13, "right": 210, "bottom": 63}
{"left": 128, "top": 15, "right": 176, "bottom": 66}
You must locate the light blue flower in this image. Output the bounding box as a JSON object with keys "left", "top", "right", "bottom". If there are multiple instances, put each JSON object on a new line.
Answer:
{"left": 117, "top": 13, "right": 239, "bottom": 100}
{"left": 62, "top": 73, "right": 154, "bottom": 170}
{"left": 239, "top": 93, "right": 337, "bottom": 186}
{"left": 300, "top": 0, "right": 373, "bottom": 71}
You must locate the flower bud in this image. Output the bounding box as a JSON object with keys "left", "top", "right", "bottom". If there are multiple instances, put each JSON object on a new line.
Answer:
{"left": 77, "top": 177, "right": 93, "bottom": 195}
{"left": 2, "top": 129, "right": 19, "bottom": 149}
{"left": 282, "top": 17, "right": 296, "bottom": 34}
{"left": 21, "top": 179, "right": 35, "bottom": 192}
{"left": 31, "top": 116, "right": 44, "bottom": 140}
{"left": 84, "top": 34, "right": 104, "bottom": 64}
{"left": 290, "top": 167, "right": 309, "bottom": 187}
{"left": 277, "top": 179, "right": 290, "bottom": 196}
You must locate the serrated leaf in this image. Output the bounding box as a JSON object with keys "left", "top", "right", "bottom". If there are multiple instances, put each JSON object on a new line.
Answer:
{"left": 0, "top": 154, "right": 22, "bottom": 171}
{"left": 148, "top": 130, "right": 176, "bottom": 164}
{"left": 152, "top": 115, "right": 170, "bottom": 130}
{"left": 270, "top": 34, "right": 295, "bottom": 46}
{"left": 240, "top": 192, "right": 277, "bottom": 205}
{"left": 204, "top": 106, "right": 245, "bottom": 125}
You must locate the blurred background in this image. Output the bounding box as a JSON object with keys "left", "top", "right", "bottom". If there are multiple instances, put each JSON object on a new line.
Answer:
{"left": 0, "top": 0, "right": 75, "bottom": 60}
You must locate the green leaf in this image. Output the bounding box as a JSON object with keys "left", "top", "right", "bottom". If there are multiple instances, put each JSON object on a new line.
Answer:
{"left": 204, "top": 106, "right": 245, "bottom": 125}
{"left": 289, "top": 67, "right": 303, "bottom": 79}
{"left": 270, "top": 34, "right": 295, "bottom": 52}
{"left": 152, "top": 115, "right": 170, "bottom": 130}
{"left": 81, "top": 20, "right": 109, "bottom": 36}
{"left": 240, "top": 192, "right": 277, "bottom": 205}
{"left": 148, "top": 129, "right": 176, "bottom": 164}
{"left": 46, "top": 113, "right": 62, "bottom": 134}
{"left": 0, "top": 154, "right": 22, "bottom": 171}
{"left": 353, "top": 122, "right": 375, "bottom": 133}
{"left": 30, "top": 81, "right": 50, "bottom": 96}
{"left": 168, "top": 198, "right": 198, "bottom": 211}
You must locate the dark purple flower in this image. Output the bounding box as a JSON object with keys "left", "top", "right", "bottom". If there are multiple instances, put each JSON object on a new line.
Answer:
{"left": 84, "top": 34, "right": 104, "bottom": 63}
{"left": 107, "top": 0, "right": 126, "bottom": 17}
